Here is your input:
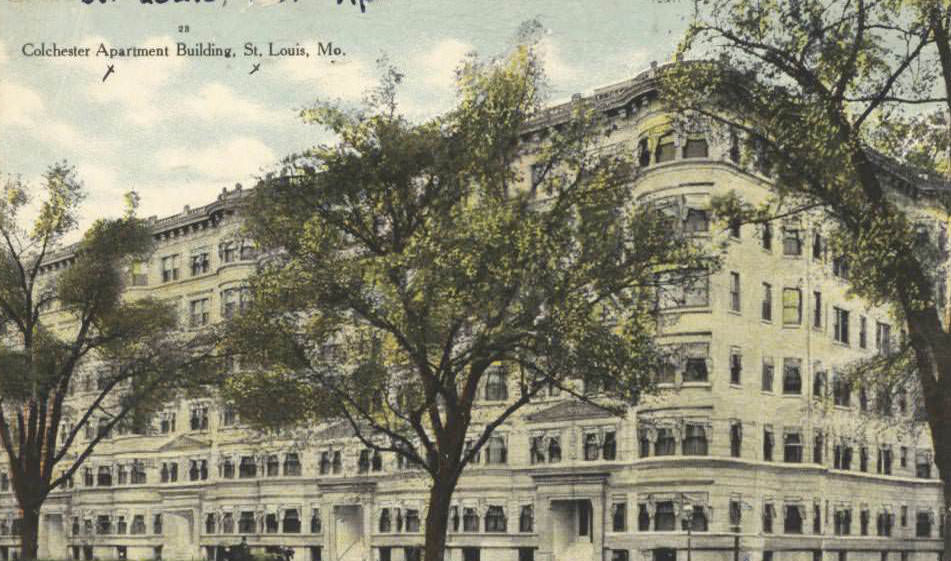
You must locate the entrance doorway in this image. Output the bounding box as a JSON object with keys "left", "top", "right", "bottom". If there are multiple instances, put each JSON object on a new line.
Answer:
{"left": 550, "top": 499, "right": 595, "bottom": 561}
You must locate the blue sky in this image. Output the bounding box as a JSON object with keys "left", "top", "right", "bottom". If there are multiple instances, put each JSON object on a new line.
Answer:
{"left": 0, "top": 0, "right": 689, "bottom": 229}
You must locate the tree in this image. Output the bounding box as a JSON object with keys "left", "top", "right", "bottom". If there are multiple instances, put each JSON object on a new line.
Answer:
{"left": 225, "top": 40, "right": 713, "bottom": 561}
{"left": 663, "top": 0, "right": 951, "bottom": 555}
{"left": 0, "top": 164, "right": 214, "bottom": 559}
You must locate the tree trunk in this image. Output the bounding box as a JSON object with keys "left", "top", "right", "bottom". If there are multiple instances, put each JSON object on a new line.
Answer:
{"left": 424, "top": 473, "right": 459, "bottom": 561}
{"left": 19, "top": 504, "right": 39, "bottom": 561}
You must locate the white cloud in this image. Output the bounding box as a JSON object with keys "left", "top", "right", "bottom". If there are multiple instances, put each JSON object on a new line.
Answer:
{"left": 180, "top": 82, "right": 291, "bottom": 124}
{"left": 0, "top": 81, "right": 84, "bottom": 147}
{"left": 156, "top": 136, "right": 276, "bottom": 181}
{"left": 538, "top": 36, "right": 580, "bottom": 86}
{"left": 0, "top": 40, "right": 9, "bottom": 67}
{"left": 414, "top": 38, "right": 472, "bottom": 92}
{"left": 275, "top": 46, "right": 377, "bottom": 101}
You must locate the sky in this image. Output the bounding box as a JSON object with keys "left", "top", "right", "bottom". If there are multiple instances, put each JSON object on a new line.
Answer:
{"left": 0, "top": 0, "right": 691, "bottom": 231}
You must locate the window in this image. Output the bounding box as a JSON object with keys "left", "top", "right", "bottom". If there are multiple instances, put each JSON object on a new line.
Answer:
{"left": 239, "top": 456, "right": 256, "bottom": 478}
{"left": 221, "top": 404, "right": 236, "bottom": 427}
{"left": 612, "top": 503, "right": 626, "bottom": 532}
{"left": 729, "top": 500, "right": 742, "bottom": 528}
{"left": 916, "top": 512, "right": 932, "bottom": 537}
{"left": 359, "top": 450, "right": 371, "bottom": 473}
{"left": 861, "top": 509, "right": 870, "bottom": 536}
{"left": 763, "top": 427, "right": 774, "bottom": 461}
{"left": 131, "top": 461, "right": 147, "bottom": 484}
{"left": 638, "top": 504, "right": 650, "bottom": 531}
{"left": 205, "top": 514, "right": 216, "bottom": 534}
{"left": 783, "top": 227, "right": 802, "bottom": 256}
{"left": 684, "top": 208, "right": 710, "bottom": 233}
{"left": 485, "top": 436, "right": 507, "bottom": 464}
{"left": 833, "top": 256, "right": 850, "bottom": 279}
{"left": 782, "top": 358, "right": 802, "bottom": 394}
{"left": 655, "top": 134, "right": 676, "bottom": 163}
{"left": 96, "top": 515, "right": 111, "bottom": 535}
{"left": 814, "top": 504, "right": 822, "bottom": 534}
{"left": 332, "top": 451, "right": 342, "bottom": 473}
{"left": 860, "top": 387, "right": 869, "bottom": 411}
{"left": 266, "top": 454, "right": 280, "bottom": 477}
{"left": 379, "top": 509, "right": 392, "bottom": 533}
{"left": 219, "top": 241, "right": 237, "bottom": 264}
{"left": 655, "top": 428, "right": 676, "bottom": 456}
{"left": 812, "top": 232, "right": 823, "bottom": 261}
{"left": 519, "top": 505, "right": 533, "bottom": 533}
{"left": 729, "top": 350, "right": 742, "bottom": 385}
{"left": 834, "top": 307, "right": 850, "bottom": 344}
{"left": 238, "top": 512, "right": 255, "bottom": 534}
{"left": 311, "top": 509, "right": 321, "bottom": 533}
{"left": 239, "top": 240, "right": 258, "bottom": 260}
{"left": 860, "top": 446, "right": 869, "bottom": 472}
{"left": 833, "top": 373, "right": 851, "bottom": 406}
{"left": 97, "top": 466, "right": 112, "bottom": 486}
{"left": 876, "top": 322, "right": 892, "bottom": 354}
{"left": 729, "top": 272, "right": 741, "bottom": 312}
{"left": 683, "top": 138, "right": 708, "bottom": 159}
{"left": 784, "top": 431, "right": 803, "bottom": 463}
{"left": 730, "top": 422, "right": 742, "bottom": 458}
{"left": 878, "top": 447, "right": 893, "bottom": 475}
{"left": 784, "top": 505, "right": 804, "bottom": 534}
{"left": 859, "top": 316, "right": 868, "bottom": 348}
{"left": 153, "top": 514, "right": 163, "bottom": 535}
{"left": 188, "top": 460, "right": 207, "bottom": 481}
{"left": 405, "top": 509, "right": 421, "bottom": 533}
{"left": 761, "top": 283, "right": 772, "bottom": 321}
{"left": 189, "top": 405, "right": 208, "bottom": 431}
{"left": 220, "top": 457, "right": 235, "bottom": 479}
{"left": 637, "top": 138, "right": 650, "bottom": 167}
{"left": 813, "top": 370, "right": 826, "bottom": 398}
{"left": 834, "top": 509, "right": 852, "bottom": 536}
{"left": 901, "top": 506, "right": 908, "bottom": 527}
{"left": 813, "top": 291, "right": 822, "bottom": 328}
{"left": 683, "top": 424, "right": 708, "bottom": 455}
{"left": 762, "top": 222, "right": 773, "bottom": 251}
{"left": 729, "top": 217, "right": 741, "bottom": 239}
{"left": 763, "top": 503, "right": 775, "bottom": 533}
{"left": 783, "top": 288, "right": 802, "bottom": 325}
{"left": 129, "top": 260, "right": 149, "bottom": 287}
{"left": 917, "top": 452, "right": 933, "bottom": 479}
{"left": 160, "top": 412, "right": 175, "bottom": 434}
{"left": 463, "top": 508, "right": 479, "bottom": 532}
{"left": 161, "top": 255, "right": 180, "bottom": 283}
{"left": 683, "top": 343, "right": 709, "bottom": 382}
{"left": 283, "top": 509, "right": 301, "bottom": 534}
{"left": 654, "top": 501, "right": 676, "bottom": 531}
{"left": 463, "top": 548, "right": 480, "bottom": 561}
{"left": 190, "top": 252, "right": 210, "bottom": 276}
{"left": 813, "top": 433, "right": 824, "bottom": 464}
{"left": 603, "top": 431, "right": 617, "bottom": 460}
{"left": 284, "top": 453, "right": 302, "bottom": 476}
{"left": 638, "top": 429, "right": 650, "bottom": 458}
{"left": 584, "top": 433, "right": 600, "bottom": 461}
{"left": 484, "top": 368, "right": 507, "bottom": 401}
{"left": 762, "top": 357, "right": 774, "bottom": 392}
{"left": 900, "top": 446, "right": 908, "bottom": 468}
{"left": 189, "top": 298, "right": 209, "bottom": 328}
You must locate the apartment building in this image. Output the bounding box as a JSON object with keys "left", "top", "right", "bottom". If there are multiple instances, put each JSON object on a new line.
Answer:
{"left": 0, "top": 66, "right": 947, "bottom": 561}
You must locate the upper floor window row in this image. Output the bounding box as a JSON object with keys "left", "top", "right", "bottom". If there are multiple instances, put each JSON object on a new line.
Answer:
{"left": 149, "top": 240, "right": 259, "bottom": 285}
{"left": 638, "top": 134, "right": 710, "bottom": 167}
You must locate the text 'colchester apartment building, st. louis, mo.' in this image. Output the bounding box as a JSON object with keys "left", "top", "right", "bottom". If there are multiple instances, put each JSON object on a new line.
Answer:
{"left": 2, "top": 63, "right": 949, "bottom": 561}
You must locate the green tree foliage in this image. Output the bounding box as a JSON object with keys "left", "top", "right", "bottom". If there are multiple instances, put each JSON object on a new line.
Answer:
{"left": 663, "top": 0, "right": 951, "bottom": 555}
{"left": 227, "top": 40, "right": 713, "bottom": 560}
{"left": 0, "top": 163, "right": 216, "bottom": 560}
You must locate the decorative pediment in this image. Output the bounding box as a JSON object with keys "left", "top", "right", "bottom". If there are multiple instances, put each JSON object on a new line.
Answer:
{"left": 527, "top": 400, "right": 614, "bottom": 423}
{"left": 315, "top": 422, "right": 357, "bottom": 441}
{"left": 158, "top": 434, "right": 211, "bottom": 452}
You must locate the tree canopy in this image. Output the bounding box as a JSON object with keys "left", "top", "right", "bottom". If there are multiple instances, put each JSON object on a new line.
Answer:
{"left": 226, "top": 39, "right": 714, "bottom": 560}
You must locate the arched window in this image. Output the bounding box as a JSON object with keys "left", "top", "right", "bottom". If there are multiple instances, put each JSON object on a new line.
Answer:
{"left": 484, "top": 368, "right": 508, "bottom": 401}
{"left": 784, "top": 505, "right": 803, "bottom": 534}
{"left": 485, "top": 506, "right": 507, "bottom": 532}
{"left": 283, "top": 509, "right": 301, "bottom": 533}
